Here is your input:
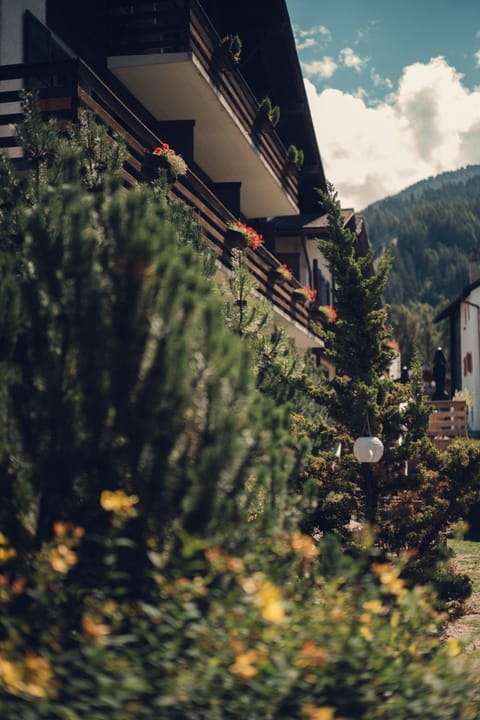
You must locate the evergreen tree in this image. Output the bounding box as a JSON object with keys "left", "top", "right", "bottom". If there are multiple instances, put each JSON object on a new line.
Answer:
{"left": 0, "top": 99, "right": 309, "bottom": 592}
{"left": 310, "top": 188, "right": 480, "bottom": 573}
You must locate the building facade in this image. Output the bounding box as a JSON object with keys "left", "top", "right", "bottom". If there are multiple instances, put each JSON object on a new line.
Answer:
{"left": 435, "top": 278, "right": 480, "bottom": 434}
{"left": 0, "top": 0, "right": 371, "bottom": 376}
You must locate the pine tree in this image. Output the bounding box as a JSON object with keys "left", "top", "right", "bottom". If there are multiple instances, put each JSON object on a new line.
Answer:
{"left": 0, "top": 98, "right": 309, "bottom": 590}
{"left": 311, "top": 188, "right": 480, "bottom": 571}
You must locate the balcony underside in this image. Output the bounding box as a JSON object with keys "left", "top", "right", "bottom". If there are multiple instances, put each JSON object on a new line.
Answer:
{"left": 108, "top": 52, "right": 298, "bottom": 219}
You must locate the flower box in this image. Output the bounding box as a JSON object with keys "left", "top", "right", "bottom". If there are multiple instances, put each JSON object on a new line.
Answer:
{"left": 213, "top": 35, "right": 242, "bottom": 73}
{"left": 213, "top": 47, "right": 238, "bottom": 73}
{"left": 310, "top": 304, "right": 337, "bottom": 325}
{"left": 269, "top": 264, "right": 293, "bottom": 284}
{"left": 225, "top": 228, "right": 249, "bottom": 250}
{"left": 225, "top": 221, "right": 263, "bottom": 251}
{"left": 149, "top": 144, "right": 188, "bottom": 183}
{"left": 292, "top": 286, "right": 317, "bottom": 306}
{"left": 285, "top": 161, "right": 300, "bottom": 179}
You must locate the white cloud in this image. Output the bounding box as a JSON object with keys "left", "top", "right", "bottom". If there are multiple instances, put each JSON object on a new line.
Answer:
{"left": 304, "top": 57, "right": 480, "bottom": 209}
{"left": 339, "top": 47, "right": 366, "bottom": 72}
{"left": 300, "top": 24, "right": 331, "bottom": 41}
{"left": 475, "top": 49, "right": 480, "bottom": 67}
{"left": 370, "top": 68, "right": 392, "bottom": 89}
{"left": 354, "top": 20, "right": 379, "bottom": 46}
{"left": 303, "top": 57, "right": 338, "bottom": 79}
{"left": 292, "top": 23, "right": 331, "bottom": 49}
{"left": 297, "top": 37, "right": 316, "bottom": 51}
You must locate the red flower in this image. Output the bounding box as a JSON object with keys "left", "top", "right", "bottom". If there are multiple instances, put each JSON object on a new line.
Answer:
{"left": 153, "top": 143, "right": 170, "bottom": 155}
{"left": 277, "top": 264, "right": 293, "bottom": 280}
{"left": 227, "top": 220, "right": 263, "bottom": 250}
{"left": 151, "top": 143, "right": 188, "bottom": 176}
{"left": 387, "top": 339, "right": 400, "bottom": 353}
{"left": 320, "top": 305, "right": 337, "bottom": 322}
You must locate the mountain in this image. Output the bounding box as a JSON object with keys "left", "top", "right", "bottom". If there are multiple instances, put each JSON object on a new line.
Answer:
{"left": 361, "top": 165, "right": 480, "bottom": 308}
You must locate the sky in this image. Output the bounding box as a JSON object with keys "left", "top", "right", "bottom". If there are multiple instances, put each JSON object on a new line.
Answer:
{"left": 286, "top": 0, "right": 480, "bottom": 210}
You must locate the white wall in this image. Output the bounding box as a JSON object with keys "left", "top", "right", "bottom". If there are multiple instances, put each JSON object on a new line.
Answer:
{"left": 460, "top": 287, "right": 480, "bottom": 432}
{"left": 0, "top": 0, "right": 46, "bottom": 65}
{"left": 0, "top": 1, "right": 46, "bottom": 155}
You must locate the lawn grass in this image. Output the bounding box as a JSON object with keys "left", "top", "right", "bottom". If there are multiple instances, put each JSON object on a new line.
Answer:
{"left": 448, "top": 538, "right": 480, "bottom": 596}
{"left": 446, "top": 538, "right": 480, "bottom": 656}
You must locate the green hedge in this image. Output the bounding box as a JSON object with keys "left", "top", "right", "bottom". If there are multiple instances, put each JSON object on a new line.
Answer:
{"left": 0, "top": 526, "right": 479, "bottom": 719}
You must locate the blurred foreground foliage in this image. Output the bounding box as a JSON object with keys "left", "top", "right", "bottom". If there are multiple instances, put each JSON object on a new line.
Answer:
{"left": 1, "top": 95, "right": 480, "bottom": 718}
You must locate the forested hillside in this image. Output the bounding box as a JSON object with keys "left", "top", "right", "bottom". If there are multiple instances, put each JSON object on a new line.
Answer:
{"left": 363, "top": 165, "right": 480, "bottom": 306}
{"left": 362, "top": 166, "right": 480, "bottom": 365}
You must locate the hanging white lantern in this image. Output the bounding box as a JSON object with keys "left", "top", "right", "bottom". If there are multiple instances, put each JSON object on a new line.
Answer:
{"left": 353, "top": 436, "right": 384, "bottom": 463}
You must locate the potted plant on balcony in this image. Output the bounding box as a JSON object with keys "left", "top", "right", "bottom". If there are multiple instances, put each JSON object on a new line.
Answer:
{"left": 291, "top": 285, "right": 317, "bottom": 307}
{"left": 286, "top": 145, "right": 304, "bottom": 176}
{"left": 310, "top": 303, "right": 338, "bottom": 325}
{"left": 254, "top": 96, "right": 280, "bottom": 132}
{"left": 149, "top": 143, "right": 188, "bottom": 183}
{"left": 269, "top": 263, "right": 293, "bottom": 284}
{"left": 214, "top": 34, "right": 242, "bottom": 72}
{"left": 225, "top": 220, "right": 263, "bottom": 250}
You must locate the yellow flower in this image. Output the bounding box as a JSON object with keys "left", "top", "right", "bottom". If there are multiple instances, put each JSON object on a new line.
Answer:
{"left": 229, "top": 650, "right": 259, "bottom": 680}
{"left": 53, "top": 522, "right": 85, "bottom": 542}
{"left": 302, "top": 704, "right": 336, "bottom": 720}
{"left": 362, "top": 599, "right": 384, "bottom": 614}
{"left": 225, "top": 556, "right": 244, "bottom": 572}
{"left": 390, "top": 611, "right": 400, "bottom": 628}
{"left": 446, "top": 638, "right": 462, "bottom": 657}
{"left": 0, "top": 534, "right": 16, "bottom": 564}
{"left": 100, "top": 490, "right": 139, "bottom": 513}
{"left": 359, "top": 626, "right": 373, "bottom": 641}
{"left": 49, "top": 544, "right": 77, "bottom": 573}
{"left": 359, "top": 613, "right": 372, "bottom": 625}
{"left": 330, "top": 607, "right": 346, "bottom": 623}
{"left": 298, "top": 641, "right": 329, "bottom": 669}
{"left": 240, "top": 574, "right": 285, "bottom": 623}
{"left": 290, "top": 532, "right": 319, "bottom": 561}
{"left": 371, "top": 562, "right": 392, "bottom": 578}
{"left": 82, "top": 613, "right": 111, "bottom": 637}
{"left": 255, "top": 580, "right": 285, "bottom": 623}
{"left": 0, "top": 653, "right": 57, "bottom": 698}
{"left": 256, "top": 579, "right": 281, "bottom": 605}
{"left": 387, "top": 578, "right": 406, "bottom": 597}
{"left": 0, "top": 547, "right": 16, "bottom": 564}
{"left": 371, "top": 562, "right": 405, "bottom": 597}
{"left": 261, "top": 599, "right": 285, "bottom": 623}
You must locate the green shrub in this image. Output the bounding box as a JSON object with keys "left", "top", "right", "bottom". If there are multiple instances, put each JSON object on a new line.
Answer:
{"left": 2, "top": 91, "right": 480, "bottom": 720}
{"left": 1, "top": 530, "right": 480, "bottom": 718}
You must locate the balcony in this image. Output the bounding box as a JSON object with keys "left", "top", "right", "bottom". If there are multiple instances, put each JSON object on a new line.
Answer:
{"left": 106, "top": 0, "right": 298, "bottom": 219}
{"left": 0, "top": 57, "right": 322, "bottom": 351}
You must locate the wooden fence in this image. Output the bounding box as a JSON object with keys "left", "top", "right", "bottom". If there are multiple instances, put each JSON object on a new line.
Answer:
{"left": 427, "top": 400, "right": 468, "bottom": 448}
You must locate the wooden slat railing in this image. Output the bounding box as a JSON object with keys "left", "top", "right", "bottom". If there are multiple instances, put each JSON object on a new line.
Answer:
{"left": 0, "top": 58, "right": 318, "bottom": 339}
{"left": 427, "top": 400, "right": 468, "bottom": 443}
{"left": 107, "top": 0, "right": 298, "bottom": 205}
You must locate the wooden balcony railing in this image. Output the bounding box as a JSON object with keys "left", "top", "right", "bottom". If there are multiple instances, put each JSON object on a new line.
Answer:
{"left": 0, "top": 58, "right": 317, "bottom": 340}
{"left": 107, "top": 0, "right": 298, "bottom": 203}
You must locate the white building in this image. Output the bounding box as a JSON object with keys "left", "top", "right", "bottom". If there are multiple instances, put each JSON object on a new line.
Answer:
{"left": 434, "top": 263, "right": 480, "bottom": 435}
